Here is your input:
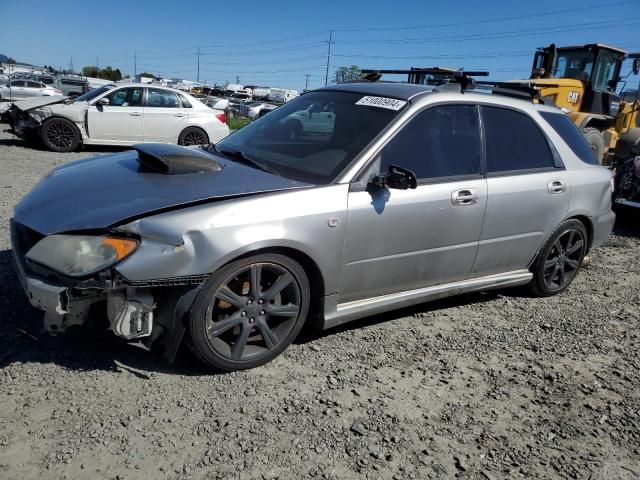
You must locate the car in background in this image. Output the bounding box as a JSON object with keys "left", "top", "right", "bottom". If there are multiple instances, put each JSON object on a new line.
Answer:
{"left": 44, "top": 75, "right": 90, "bottom": 97}
{"left": 239, "top": 101, "right": 277, "bottom": 119}
{"left": 6, "top": 83, "right": 229, "bottom": 152}
{"left": 278, "top": 101, "right": 335, "bottom": 139}
{"left": 257, "top": 104, "right": 278, "bottom": 118}
{"left": 204, "top": 96, "right": 229, "bottom": 111}
{"left": 0, "top": 79, "right": 62, "bottom": 100}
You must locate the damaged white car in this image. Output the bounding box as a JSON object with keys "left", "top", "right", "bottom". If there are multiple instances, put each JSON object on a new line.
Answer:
{"left": 5, "top": 84, "right": 230, "bottom": 152}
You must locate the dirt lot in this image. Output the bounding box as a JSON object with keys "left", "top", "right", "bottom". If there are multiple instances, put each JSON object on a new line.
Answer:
{"left": 0, "top": 128, "right": 639, "bottom": 480}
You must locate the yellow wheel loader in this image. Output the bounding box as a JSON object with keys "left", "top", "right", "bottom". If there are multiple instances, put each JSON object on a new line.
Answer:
{"left": 526, "top": 43, "right": 640, "bottom": 165}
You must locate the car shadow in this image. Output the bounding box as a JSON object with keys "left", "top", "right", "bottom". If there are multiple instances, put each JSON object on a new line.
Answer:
{"left": 295, "top": 289, "right": 504, "bottom": 346}
{"left": 0, "top": 132, "right": 132, "bottom": 154}
{"left": 613, "top": 207, "right": 640, "bottom": 238}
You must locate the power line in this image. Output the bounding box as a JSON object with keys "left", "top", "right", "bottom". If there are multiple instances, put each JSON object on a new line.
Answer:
{"left": 336, "top": 19, "right": 640, "bottom": 45}
{"left": 332, "top": 0, "right": 640, "bottom": 32}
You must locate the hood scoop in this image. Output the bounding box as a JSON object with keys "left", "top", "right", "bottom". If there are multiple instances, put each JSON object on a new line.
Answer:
{"left": 134, "top": 143, "right": 222, "bottom": 175}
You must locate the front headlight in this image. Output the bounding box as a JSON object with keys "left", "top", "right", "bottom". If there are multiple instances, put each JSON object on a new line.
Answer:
{"left": 26, "top": 235, "right": 139, "bottom": 277}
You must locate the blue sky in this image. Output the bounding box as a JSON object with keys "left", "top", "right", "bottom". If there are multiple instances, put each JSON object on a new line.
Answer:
{"left": 1, "top": 0, "right": 639, "bottom": 91}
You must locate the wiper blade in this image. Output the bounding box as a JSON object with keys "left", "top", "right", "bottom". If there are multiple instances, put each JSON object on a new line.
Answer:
{"left": 217, "top": 148, "right": 279, "bottom": 176}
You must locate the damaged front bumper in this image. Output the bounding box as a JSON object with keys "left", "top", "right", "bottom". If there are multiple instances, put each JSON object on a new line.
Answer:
{"left": 15, "top": 255, "right": 155, "bottom": 339}
{"left": 10, "top": 222, "right": 199, "bottom": 362}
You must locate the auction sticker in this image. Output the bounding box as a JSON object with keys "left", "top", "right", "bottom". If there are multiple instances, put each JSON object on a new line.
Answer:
{"left": 355, "top": 96, "right": 407, "bottom": 110}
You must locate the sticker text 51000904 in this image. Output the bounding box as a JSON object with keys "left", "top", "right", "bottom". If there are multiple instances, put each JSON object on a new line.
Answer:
{"left": 355, "top": 96, "right": 407, "bottom": 111}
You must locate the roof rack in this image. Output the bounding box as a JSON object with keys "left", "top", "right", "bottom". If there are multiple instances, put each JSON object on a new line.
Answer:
{"left": 360, "top": 67, "right": 489, "bottom": 93}
{"left": 475, "top": 80, "right": 560, "bottom": 103}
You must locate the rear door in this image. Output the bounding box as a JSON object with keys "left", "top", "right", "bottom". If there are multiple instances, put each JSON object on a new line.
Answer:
{"left": 471, "top": 106, "right": 570, "bottom": 277}
{"left": 86, "top": 86, "right": 144, "bottom": 142}
{"left": 143, "top": 88, "right": 189, "bottom": 143}
{"left": 340, "top": 104, "right": 487, "bottom": 303}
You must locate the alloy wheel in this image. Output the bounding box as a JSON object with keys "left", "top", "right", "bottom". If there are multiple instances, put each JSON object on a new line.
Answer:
{"left": 204, "top": 262, "right": 301, "bottom": 361}
{"left": 182, "top": 129, "right": 207, "bottom": 145}
{"left": 542, "top": 228, "right": 585, "bottom": 291}
{"left": 46, "top": 121, "right": 75, "bottom": 150}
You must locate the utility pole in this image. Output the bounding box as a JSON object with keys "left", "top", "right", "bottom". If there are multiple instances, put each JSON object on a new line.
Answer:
{"left": 134, "top": 51, "right": 137, "bottom": 76}
{"left": 196, "top": 46, "right": 201, "bottom": 83}
{"left": 96, "top": 56, "right": 99, "bottom": 76}
{"left": 324, "top": 30, "right": 333, "bottom": 86}
{"left": 236, "top": 75, "right": 240, "bottom": 84}
{"left": 69, "top": 56, "right": 73, "bottom": 73}
{"left": 305, "top": 74, "right": 310, "bottom": 91}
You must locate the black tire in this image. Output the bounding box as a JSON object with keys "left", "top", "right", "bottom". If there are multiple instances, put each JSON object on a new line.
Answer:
{"left": 529, "top": 219, "right": 588, "bottom": 297}
{"left": 41, "top": 117, "right": 81, "bottom": 152}
{"left": 178, "top": 126, "right": 209, "bottom": 146}
{"left": 187, "top": 253, "right": 310, "bottom": 371}
{"left": 582, "top": 127, "right": 605, "bottom": 164}
{"left": 282, "top": 120, "right": 303, "bottom": 140}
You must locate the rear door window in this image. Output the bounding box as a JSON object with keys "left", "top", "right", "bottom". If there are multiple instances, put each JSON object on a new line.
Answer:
{"left": 380, "top": 105, "right": 482, "bottom": 180}
{"left": 482, "top": 106, "right": 556, "bottom": 174}
{"left": 146, "top": 88, "right": 180, "bottom": 108}
{"left": 26, "top": 81, "right": 42, "bottom": 88}
{"left": 540, "top": 111, "right": 597, "bottom": 165}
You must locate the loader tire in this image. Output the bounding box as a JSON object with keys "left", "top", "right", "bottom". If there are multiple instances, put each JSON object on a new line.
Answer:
{"left": 582, "top": 127, "right": 605, "bottom": 164}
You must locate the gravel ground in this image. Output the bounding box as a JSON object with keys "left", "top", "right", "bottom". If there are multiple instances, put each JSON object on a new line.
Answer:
{"left": 0, "top": 128, "right": 639, "bottom": 480}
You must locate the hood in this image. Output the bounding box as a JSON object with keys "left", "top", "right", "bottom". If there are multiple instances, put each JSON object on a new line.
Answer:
{"left": 13, "top": 95, "right": 70, "bottom": 111}
{"left": 13, "top": 145, "right": 311, "bottom": 235}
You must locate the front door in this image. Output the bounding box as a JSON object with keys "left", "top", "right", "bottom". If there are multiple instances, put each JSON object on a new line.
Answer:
{"left": 87, "top": 86, "right": 144, "bottom": 142}
{"left": 471, "top": 106, "right": 571, "bottom": 277}
{"left": 339, "top": 104, "right": 487, "bottom": 303}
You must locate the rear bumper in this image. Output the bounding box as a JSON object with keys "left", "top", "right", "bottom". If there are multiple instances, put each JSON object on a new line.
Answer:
{"left": 591, "top": 209, "right": 616, "bottom": 250}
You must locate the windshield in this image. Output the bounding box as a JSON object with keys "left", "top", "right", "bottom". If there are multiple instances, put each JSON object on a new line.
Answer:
{"left": 216, "top": 91, "right": 403, "bottom": 184}
{"left": 75, "top": 85, "right": 115, "bottom": 102}
{"left": 553, "top": 49, "right": 595, "bottom": 82}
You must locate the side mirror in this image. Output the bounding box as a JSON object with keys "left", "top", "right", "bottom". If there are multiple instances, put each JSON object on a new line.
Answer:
{"left": 368, "top": 164, "right": 418, "bottom": 191}
{"left": 96, "top": 97, "right": 109, "bottom": 105}
{"left": 633, "top": 58, "right": 640, "bottom": 76}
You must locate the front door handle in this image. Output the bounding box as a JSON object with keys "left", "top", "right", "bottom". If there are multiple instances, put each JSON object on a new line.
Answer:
{"left": 451, "top": 189, "right": 478, "bottom": 206}
{"left": 547, "top": 180, "right": 566, "bottom": 194}
{"left": 174, "top": 113, "right": 186, "bottom": 117}
{"left": 129, "top": 112, "right": 142, "bottom": 116}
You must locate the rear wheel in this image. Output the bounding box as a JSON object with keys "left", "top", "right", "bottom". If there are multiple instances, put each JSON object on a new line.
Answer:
{"left": 187, "top": 253, "right": 310, "bottom": 371}
{"left": 582, "top": 127, "right": 605, "bottom": 164}
{"left": 41, "top": 117, "right": 80, "bottom": 152}
{"left": 178, "top": 127, "right": 208, "bottom": 146}
{"left": 529, "top": 219, "right": 587, "bottom": 296}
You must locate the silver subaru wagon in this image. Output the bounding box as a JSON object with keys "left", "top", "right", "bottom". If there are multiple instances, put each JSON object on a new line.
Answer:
{"left": 11, "top": 82, "right": 615, "bottom": 371}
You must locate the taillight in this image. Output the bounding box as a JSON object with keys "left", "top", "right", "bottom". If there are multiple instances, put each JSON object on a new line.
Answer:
{"left": 215, "top": 112, "right": 226, "bottom": 124}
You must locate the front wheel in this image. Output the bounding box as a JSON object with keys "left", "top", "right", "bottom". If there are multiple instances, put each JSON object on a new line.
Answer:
{"left": 529, "top": 219, "right": 587, "bottom": 296}
{"left": 187, "top": 253, "right": 310, "bottom": 371}
{"left": 41, "top": 117, "right": 81, "bottom": 152}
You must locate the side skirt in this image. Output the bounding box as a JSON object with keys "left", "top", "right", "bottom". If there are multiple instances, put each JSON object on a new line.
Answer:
{"left": 321, "top": 270, "right": 533, "bottom": 330}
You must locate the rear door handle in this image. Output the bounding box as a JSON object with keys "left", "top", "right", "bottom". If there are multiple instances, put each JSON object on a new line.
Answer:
{"left": 547, "top": 180, "right": 566, "bottom": 194}
{"left": 129, "top": 112, "right": 142, "bottom": 116}
{"left": 174, "top": 113, "right": 186, "bottom": 117}
{"left": 451, "top": 189, "right": 479, "bottom": 206}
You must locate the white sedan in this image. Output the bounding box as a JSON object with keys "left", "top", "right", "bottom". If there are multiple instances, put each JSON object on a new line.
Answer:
{"left": 7, "top": 83, "right": 230, "bottom": 152}
{"left": 0, "top": 79, "right": 62, "bottom": 100}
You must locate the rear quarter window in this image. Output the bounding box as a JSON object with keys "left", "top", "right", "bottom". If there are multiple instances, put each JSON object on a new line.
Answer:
{"left": 539, "top": 111, "right": 598, "bottom": 165}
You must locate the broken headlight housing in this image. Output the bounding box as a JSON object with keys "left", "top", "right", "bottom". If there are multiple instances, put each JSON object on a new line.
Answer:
{"left": 26, "top": 235, "right": 138, "bottom": 277}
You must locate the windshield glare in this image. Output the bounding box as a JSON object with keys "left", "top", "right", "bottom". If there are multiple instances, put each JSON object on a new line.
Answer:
{"left": 216, "top": 91, "right": 402, "bottom": 184}
{"left": 75, "top": 85, "right": 114, "bottom": 102}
